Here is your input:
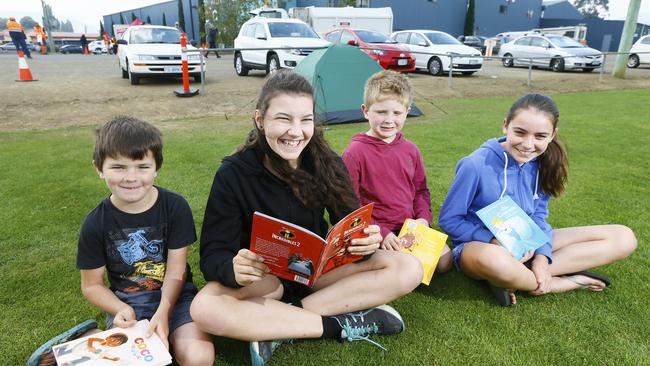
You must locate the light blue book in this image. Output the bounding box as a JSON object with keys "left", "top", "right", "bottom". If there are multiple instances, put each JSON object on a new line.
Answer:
{"left": 476, "top": 196, "right": 550, "bottom": 260}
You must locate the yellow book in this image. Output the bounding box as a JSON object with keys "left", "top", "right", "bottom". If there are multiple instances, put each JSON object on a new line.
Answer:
{"left": 398, "top": 219, "right": 448, "bottom": 285}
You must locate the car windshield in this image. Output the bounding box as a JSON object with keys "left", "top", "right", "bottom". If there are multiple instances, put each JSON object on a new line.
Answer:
{"left": 547, "top": 35, "right": 584, "bottom": 48}
{"left": 425, "top": 32, "right": 461, "bottom": 45}
{"left": 356, "top": 30, "right": 395, "bottom": 43}
{"left": 268, "top": 22, "right": 319, "bottom": 38}
{"left": 129, "top": 28, "right": 182, "bottom": 44}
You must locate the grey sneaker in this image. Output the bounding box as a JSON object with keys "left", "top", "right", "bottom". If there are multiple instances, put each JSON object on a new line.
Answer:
{"left": 249, "top": 339, "right": 292, "bottom": 366}
{"left": 331, "top": 304, "right": 404, "bottom": 350}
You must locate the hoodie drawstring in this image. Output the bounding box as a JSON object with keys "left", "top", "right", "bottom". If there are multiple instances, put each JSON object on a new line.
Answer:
{"left": 500, "top": 151, "right": 540, "bottom": 201}
{"left": 499, "top": 152, "right": 508, "bottom": 200}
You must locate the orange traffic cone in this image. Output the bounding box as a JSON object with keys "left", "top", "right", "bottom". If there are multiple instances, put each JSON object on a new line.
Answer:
{"left": 84, "top": 46, "right": 89, "bottom": 56}
{"left": 16, "top": 50, "right": 37, "bottom": 82}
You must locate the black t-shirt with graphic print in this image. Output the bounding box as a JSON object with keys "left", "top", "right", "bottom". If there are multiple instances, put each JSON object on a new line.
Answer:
{"left": 77, "top": 187, "right": 196, "bottom": 293}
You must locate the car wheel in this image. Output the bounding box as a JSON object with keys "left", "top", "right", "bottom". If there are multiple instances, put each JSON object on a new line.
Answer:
{"left": 266, "top": 54, "right": 280, "bottom": 75}
{"left": 127, "top": 61, "right": 140, "bottom": 85}
{"left": 627, "top": 54, "right": 640, "bottom": 68}
{"left": 427, "top": 57, "right": 443, "bottom": 76}
{"left": 581, "top": 68, "right": 595, "bottom": 73}
{"left": 502, "top": 53, "right": 514, "bottom": 67}
{"left": 234, "top": 52, "right": 249, "bottom": 76}
{"left": 551, "top": 57, "right": 565, "bottom": 72}
{"left": 121, "top": 62, "right": 128, "bottom": 79}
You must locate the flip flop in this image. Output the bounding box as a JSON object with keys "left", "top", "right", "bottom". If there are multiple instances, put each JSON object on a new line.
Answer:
{"left": 563, "top": 271, "right": 612, "bottom": 288}
{"left": 488, "top": 283, "right": 513, "bottom": 307}
{"left": 26, "top": 319, "right": 98, "bottom": 366}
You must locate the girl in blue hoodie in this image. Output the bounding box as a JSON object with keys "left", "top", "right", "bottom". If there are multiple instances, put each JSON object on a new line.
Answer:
{"left": 438, "top": 93, "right": 637, "bottom": 306}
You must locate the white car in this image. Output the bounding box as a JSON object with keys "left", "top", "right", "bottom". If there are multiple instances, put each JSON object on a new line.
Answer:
{"left": 391, "top": 30, "right": 482, "bottom": 76}
{"left": 117, "top": 25, "right": 205, "bottom": 85}
{"left": 88, "top": 40, "right": 108, "bottom": 54}
{"left": 499, "top": 34, "right": 602, "bottom": 72}
{"left": 628, "top": 34, "right": 650, "bottom": 68}
{"left": 233, "top": 17, "right": 329, "bottom": 76}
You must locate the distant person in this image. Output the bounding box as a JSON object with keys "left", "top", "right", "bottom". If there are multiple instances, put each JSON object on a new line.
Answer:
{"left": 342, "top": 70, "right": 452, "bottom": 273}
{"left": 80, "top": 34, "right": 88, "bottom": 54}
{"left": 205, "top": 21, "right": 220, "bottom": 58}
{"left": 103, "top": 32, "right": 111, "bottom": 54}
{"left": 111, "top": 36, "right": 118, "bottom": 55}
{"left": 174, "top": 21, "right": 184, "bottom": 33}
{"left": 6, "top": 16, "right": 32, "bottom": 58}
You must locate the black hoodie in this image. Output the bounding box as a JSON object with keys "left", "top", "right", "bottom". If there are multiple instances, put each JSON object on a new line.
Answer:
{"left": 200, "top": 147, "right": 353, "bottom": 288}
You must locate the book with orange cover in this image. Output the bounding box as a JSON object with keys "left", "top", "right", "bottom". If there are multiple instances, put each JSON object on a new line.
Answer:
{"left": 250, "top": 203, "right": 374, "bottom": 287}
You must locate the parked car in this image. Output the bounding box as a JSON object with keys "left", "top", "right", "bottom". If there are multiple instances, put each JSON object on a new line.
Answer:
{"left": 499, "top": 34, "right": 602, "bottom": 72}
{"left": 1, "top": 42, "right": 37, "bottom": 52}
{"left": 391, "top": 29, "right": 482, "bottom": 76}
{"left": 59, "top": 44, "right": 84, "bottom": 54}
{"left": 117, "top": 25, "right": 205, "bottom": 85}
{"left": 323, "top": 28, "right": 415, "bottom": 72}
{"left": 458, "top": 35, "right": 485, "bottom": 54}
{"left": 234, "top": 16, "right": 329, "bottom": 76}
{"left": 628, "top": 34, "right": 650, "bottom": 68}
{"left": 88, "top": 40, "right": 108, "bottom": 54}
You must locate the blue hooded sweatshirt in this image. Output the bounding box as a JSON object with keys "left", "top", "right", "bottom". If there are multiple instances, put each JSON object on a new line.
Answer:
{"left": 438, "top": 137, "right": 553, "bottom": 262}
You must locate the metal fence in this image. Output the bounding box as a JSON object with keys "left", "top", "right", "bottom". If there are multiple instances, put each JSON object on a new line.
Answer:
{"left": 182, "top": 45, "right": 649, "bottom": 94}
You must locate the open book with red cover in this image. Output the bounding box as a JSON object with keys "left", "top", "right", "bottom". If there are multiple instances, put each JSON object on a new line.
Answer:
{"left": 250, "top": 203, "right": 374, "bottom": 287}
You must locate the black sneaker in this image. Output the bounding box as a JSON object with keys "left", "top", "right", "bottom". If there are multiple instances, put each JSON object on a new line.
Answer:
{"left": 249, "top": 339, "right": 292, "bottom": 366}
{"left": 330, "top": 305, "right": 404, "bottom": 350}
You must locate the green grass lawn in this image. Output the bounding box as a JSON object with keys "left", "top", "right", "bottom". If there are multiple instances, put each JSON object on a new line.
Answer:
{"left": 1, "top": 89, "right": 648, "bottom": 365}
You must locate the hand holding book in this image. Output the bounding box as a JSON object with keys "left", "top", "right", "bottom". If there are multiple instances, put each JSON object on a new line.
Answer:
{"left": 233, "top": 248, "right": 271, "bottom": 287}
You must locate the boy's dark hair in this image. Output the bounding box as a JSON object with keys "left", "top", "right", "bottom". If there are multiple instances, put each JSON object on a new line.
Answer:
{"left": 93, "top": 116, "right": 163, "bottom": 171}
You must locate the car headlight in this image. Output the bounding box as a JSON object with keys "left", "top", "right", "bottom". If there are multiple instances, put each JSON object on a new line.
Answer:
{"left": 135, "top": 54, "right": 156, "bottom": 61}
{"left": 188, "top": 54, "right": 201, "bottom": 61}
{"left": 447, "top": 52, "right": 461, "bottom": 57}
{"left": 371, "top": 49, "right": 387, "bottom": 56}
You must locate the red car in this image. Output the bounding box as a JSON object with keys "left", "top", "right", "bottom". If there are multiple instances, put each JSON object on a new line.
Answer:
{"left": 322, "top": 28, "right": 416, "bottom": 72}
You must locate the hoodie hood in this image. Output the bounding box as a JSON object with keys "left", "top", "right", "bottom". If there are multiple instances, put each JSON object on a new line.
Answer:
{"left": 351, "top": 132, "right": 405, "bottom": 146}
{"left": 480, "top": 137, "right": 540, "bottom": 200}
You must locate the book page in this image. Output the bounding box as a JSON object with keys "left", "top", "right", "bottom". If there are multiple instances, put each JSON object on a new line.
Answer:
{"left": 53, "top": 319, "right": 171, "bottom": 366}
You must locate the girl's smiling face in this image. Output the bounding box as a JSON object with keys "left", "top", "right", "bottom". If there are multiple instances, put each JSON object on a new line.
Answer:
{"left": 501, "top": 108, "right": 556, "bottom": 164}
{"left": 255, "top": 93, "right": 314, "bottom": 169}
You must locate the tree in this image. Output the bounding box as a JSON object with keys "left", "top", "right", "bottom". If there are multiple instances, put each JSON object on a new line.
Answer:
{"left": 119, "top": 13, "right": 125, "bottom": 24}
{"left": 464, "top": 0, "right": 475, "bottom": 36}
{"left": 178, "top": 0, "right": 186, "bottom": 31}
{"left": 198, "top": 0, "right": 206, "bottom": 44}
{"left": 99, "top": 21, "right": 105, "bottom": 35}
{"left": 162, "top": 13, "right": 168, "bottom": 26}
{"left": 131, "top": 13, "right": 137, "bottom": 22}
{"left": 146, "top": 15, "right": 152, "bottom": 24}
{"left": 570, "top": 0, "right": 609, "bottom": 19}
{"left": 204, "top": 0, "right": 263, "bottom": 47}
{"left": 20, "top": 16, "right": 38, "bottom": 29}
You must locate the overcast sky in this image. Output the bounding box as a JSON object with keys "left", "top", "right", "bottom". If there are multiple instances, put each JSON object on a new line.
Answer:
{"left": 1, "top": 0, "right": 648, "bottom": 34}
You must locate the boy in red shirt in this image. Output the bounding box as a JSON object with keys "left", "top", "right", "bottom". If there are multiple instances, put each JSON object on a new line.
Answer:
{"left": 343, "top": 70, "right": 452, "bottom": 272}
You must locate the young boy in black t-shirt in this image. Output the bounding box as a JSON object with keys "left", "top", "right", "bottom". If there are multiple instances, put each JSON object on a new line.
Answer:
{"left": 27, "top": 117, "right": 214, "bottom": 366}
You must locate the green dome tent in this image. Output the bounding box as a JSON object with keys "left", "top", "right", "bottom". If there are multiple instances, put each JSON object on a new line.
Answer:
{"left": 294, "top": 44, "right": 422, "bottom": 124}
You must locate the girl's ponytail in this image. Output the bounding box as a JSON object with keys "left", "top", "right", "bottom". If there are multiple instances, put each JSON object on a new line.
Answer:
{"left": 538, "top": 137, "right": 568, "bottom": 197}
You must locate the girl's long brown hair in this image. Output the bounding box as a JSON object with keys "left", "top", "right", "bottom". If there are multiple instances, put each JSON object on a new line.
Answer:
{"left": 506, "top": 93, "right": 568, "bottom": 197}
{"left": 237, "top": 70, "right": 358, "bottom": 212}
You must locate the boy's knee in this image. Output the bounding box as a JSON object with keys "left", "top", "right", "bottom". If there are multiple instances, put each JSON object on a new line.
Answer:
{"left": 175, "top": 346, "right": 215, "bottom": 366}
{"left": 435, "top": 251, "right": 453, "bottom": 274}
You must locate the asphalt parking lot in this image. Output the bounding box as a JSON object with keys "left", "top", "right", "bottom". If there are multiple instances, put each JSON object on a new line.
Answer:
{"left": 1, "top": 51, "right": 648, "bottom": 131}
